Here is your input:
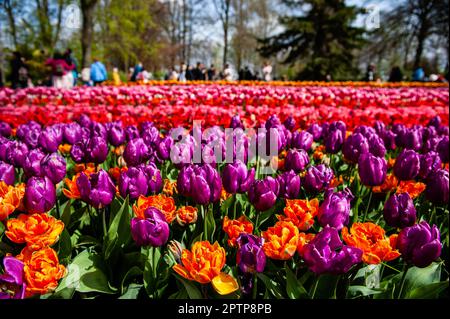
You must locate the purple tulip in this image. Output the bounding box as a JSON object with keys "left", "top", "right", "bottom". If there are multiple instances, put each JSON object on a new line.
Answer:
{"left": 40, "top": 153, "right": 66, "bottom": 184}
{"left": 139, "top": 163, "right": 163, "bottom": 194}
{"left": 303, "top": 226, "right": 362, "bottom": 275}
{"left": 23, "top": 149, "right": 45, "bottom": 177}
{"left": 394, "top": 149, "right": 421, "bottom": 181}
{"left": 90, "top": 122, "right": 108, "bottom": 140}
{"left": 381, "top": 130, "right": 397, "bottom": 151}
{"left": 23, "top": 127, "right": 41, "bottom": 149}
{"left": 325, "top": 129, "right": 344, "bottom": 154}
{"left": 248, "top": 177, "right": 279, "bottom": 211}
{"left": 427, "top": 116, "right": 441, "bottom": 128}
{"left": 397, "top": 221, "right": 442, "bottom": 268}
{"left": 318, "top": 188, "right": 353, "bottom": 230}
{"left": 0, "top": 256, "right": 26, "bottom": 299}
{"left": 236, "top": 234, "right": 266, "bottom": 274}
{"left": 303, "top": 164, "right": 334, "bottom": 193}
{"left": 367, "top": 133, "right": 386, "bottom": 158}
{"left": 277, "top": 170, "right": 301, "bottom": 199}
{"left": 125, "top": 125, "right": 140, "bottom": 141}
{"left": 131, "top": 207, "right": 170, "bottom": 247}
{"left": 419, "top": 151, "right": 442, "bottom": 179}
{"left": 70, "top": 140, "right": 87, "bottom": 163}
{"left": 119, "top": 167, "right": 149, "bottom": 200}
{"left": 24, "top": 176, "right": 56, "bottom": 214}
{"left": 5, "top": 141, "right": 28, "bottom": 168}
{"left": 0, "top": 161, "right": 15, "bottom": 185}
{"left": 155, "top": 136, "right": 174, "bottom": 161}
{"left": 291, "top": 131, "right": 313, "bottom": 151}
{"left": 77, "top": 169, "right": 116, "bottom": 208}
{"left": 78, "top": 114, "right": 93, "bottom": 129}
{"left": 222, "top": 160, "right": 255, "bottom": 194}
{"left": 124, "top": 138, "right": 150, "bottom": 167}
{"left": 86, "top": 136, "right": 109, "bottom": 164}
{"left": 283, "top": 116, "right": 296, "bottom": 131}
{"left": 108, "top": 123, "right": 125, "bottom": 146}
{"left": 343, "top": 133, "right": 369, "bottom": 163}
{"left": 63, "top": 122, "right": 82, "bottom": 145}
{"left": 358, "top": 153, "right": 387, "bottom": 186}
{"left": 38, "top": 127, "right": 62, "bottom": 153}
{"left": 230, "top": 115, "right": 244, "bottom": 129}
{"left": 0, "top": 138, "right": 11, "bottom": 162}
{"left": 383, "top": 193, "right": 416, "bottom": 228}
{"left": 285, "top": 148, "right": 309, "bottom": 173}
{"left": 177, "top": 164, "right": 222, "bottom": 205}
{"left": 307, "top": 123, "right": 323, "bottom": 141}
{"left": 425, "top": 169, "right": 449, "bottom": 205}
{"left": 0, "top": 122, "right": 11, "bottom": 138}
{"left": 436, "top": 136, "right": 449, "bottom": 163}
{"left": 403, "top": 129, "right": 423, "bottom": 151}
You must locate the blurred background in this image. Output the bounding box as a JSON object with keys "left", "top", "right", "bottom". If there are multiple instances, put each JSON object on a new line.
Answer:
{"left": 0, "top": 0, "right": 448, "bottom": 85}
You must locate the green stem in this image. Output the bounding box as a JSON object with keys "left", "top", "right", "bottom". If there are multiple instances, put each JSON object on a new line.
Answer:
{"left": 363, "top": 191, "right": 373, "bottom": 222}
{"left": 101, "top": 207, "right": 107, "bottom": 237}
{"left": 252, "top": 275, "right": 258, "bottom": 299}
{"left": 202, "top": 205, "right": 207, "bottom": 241}
{"left": 397, "top": 265, "right": 409, "bottom": 299}
{"left": 311, "top": 277, "right": 320, "bottom": 299}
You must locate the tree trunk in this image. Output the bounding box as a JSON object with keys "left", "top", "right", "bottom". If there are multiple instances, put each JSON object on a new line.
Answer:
{"left": 414, "top": 25, "right": 427, "bottom": 69}
{"left": 222, "top": 0, "right": 230, "bottom": 68}
{"left": 4, "top": 1, "right": 18, "bottom": 49}
{"left": 81, "top": 0, "right": 98, "bottom": 68}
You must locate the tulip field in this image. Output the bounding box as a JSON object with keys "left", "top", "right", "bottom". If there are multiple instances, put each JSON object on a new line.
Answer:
{"left": 0, "top": 82, "right": 449, "bottom": 300}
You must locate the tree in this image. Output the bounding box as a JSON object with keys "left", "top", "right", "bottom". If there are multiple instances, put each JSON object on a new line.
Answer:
{"left": 80, "top": 0, "right": 98, "bottom": 68}
{"left": 213, "top": 0, "right": 232, "bottom": 68}
{"left": 258, "top": 0, "right": 365, "bottom": 80}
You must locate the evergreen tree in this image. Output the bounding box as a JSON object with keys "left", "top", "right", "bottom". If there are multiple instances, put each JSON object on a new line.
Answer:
{"left": 258, "top": 0, "right": 365, "bottom": 80}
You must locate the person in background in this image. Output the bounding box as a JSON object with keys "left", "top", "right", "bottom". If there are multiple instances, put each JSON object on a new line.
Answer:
{"left": 90, "top": 58, "right": 107, "bottom": 86}
{"left": 388, "top": 66, "right": 403, "bottom": 82}
{"left": 223, "top": 64, "right": 233, "bottom": 81}
{"left": 168, "top": 66, "right": 179, "bottom": 81}
{"left": 365, "top": 64, "right": 376, "bottom": 81}
{"left": 112, "top": 67, "right": 121, "bottom": 85}
{"left": 412, "top": 66, "right": 425, "bottom": 81}
{"left": 64, "top": 48, "right": 78, "bottom": 87}
{"left": 45, "top": 52, "right": 75, "bottom": 89}
{"left": 81, "top": 67, "right": 91, "bottom": 86}
{"left": 10, "top": 51, "right": 29, "bottom": 89}
{"left": 131, "top": 62, "right": 143, "bottom": 82}
{"left": 262, "top": 61, "right": 273, "bottom": 82}
{"left": 207, "top": 64, "right": 216, "bottom": 81}
{"left": 179, "top": 63, "right": 187, "bottom": 82}
{"left": 244, "top": 66, "right": 253, "bottom": 80}
{"left": 186, "top": 64, "right": 194, "bottom": 81}
{"left": 193, "top": 62, "right": 205, "bottom": 81}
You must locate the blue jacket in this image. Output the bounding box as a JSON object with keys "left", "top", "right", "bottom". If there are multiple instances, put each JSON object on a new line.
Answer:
{"left": 90, "top": 61, "right": 108, "bottom": 82}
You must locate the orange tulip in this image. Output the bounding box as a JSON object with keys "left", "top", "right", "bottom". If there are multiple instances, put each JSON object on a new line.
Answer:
{"left": 222, "top": 216, "right": 253, "bottom": 246}
{"left": 6, "top": 213, "right": 64, "bottom": 250}
{"left": 279, "top": 198, "right": 319, "bottom": 231}
{"left": 17, "top": 247, "right": 66, "bottom": 296}
{"left": 133, "top": 194, "right": 176, "bottom": 223}
{"left": 58, "top": 144, "right": 72, "bottom": 155}
{"left": 0, "top": 181, "right": 25, "bottom": 221}
{"left": 342, "top": 222, "right": 400, "bottom": 264}
{"left": 313, "top": 145, "right": 326, "bottom": 161}
{"left": 372, "top": 174, "right": 398, "bottom": 194}
{"left": 220, "top": 187, "right": 232, "bottom": 202}
{"left": 297, "top": 233, "right": 315, "bottom": 256}
{"left": 62, "top": 175, "right": 81, "bottom": 199}
{"left": 396, "top": 180, "right": 426, "bottom": 199}
{"left": 162, "top": 179, "right": 177, "bottom": 196}
{"left": 175, "top": 206, "right": 198, "bottom": 226}
{"left": 173, "top": 241, "right": 226, "bottom": 284}
{"left": 262, "top": 220, "right": 299, "bottom": 260}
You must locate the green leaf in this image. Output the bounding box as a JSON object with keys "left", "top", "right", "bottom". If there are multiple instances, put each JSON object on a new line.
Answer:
{"left": 120, "top": 266, "right": 143, "bottom": 294}
{"left": 347, "top": 285, "right": 384, "bottom": 298}
{"left": 60, "top": 199, "right": 72, "bottom": 227}
{"left": 406, "top": 281, "right": 449, "bottom": 299}
{"left": 57, "top": 229, "right": 72, "bottom": 263}
{"left": 174, "top": 274, "right": 203, "bottom": 299}
{"left": 119, "top": 283, "right": 143, "bottom": 299}
{"left": 0, "top": 221, "right": 5, "bottom": 237}
{"left": 400, "top": 263, "right": 442, "bottom": 298}
{"left": 69, "top": 250, "right": 117, "bottom": 294}
{"left": 257, "top": 273, "right": 285, "bottom": 299}
{"left": 285, "top": 268, "right": 309, "bottom": 299}
{"left": 104, "top": 196, "right": 131, "bottom": 261}
{"left": 204, "top": 207, "right": 216, "bottom": 242}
